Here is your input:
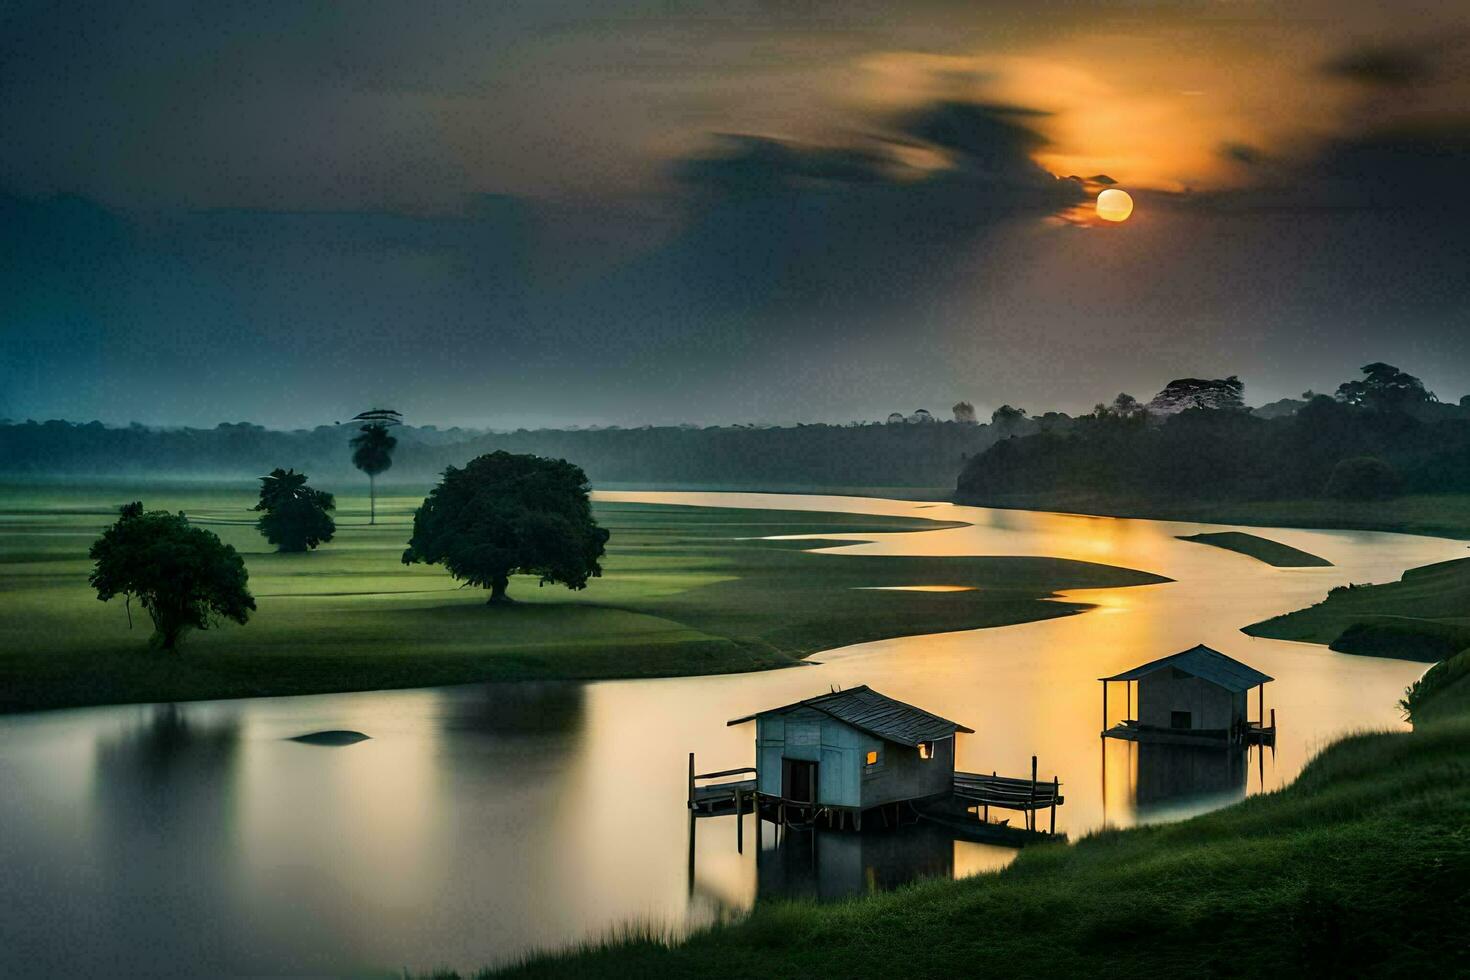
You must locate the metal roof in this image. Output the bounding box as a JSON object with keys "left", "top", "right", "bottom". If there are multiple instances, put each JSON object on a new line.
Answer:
{"left": 1099, "top": 644, "right": 1273, "bottom": 692}
{"left": 726, "top": 685, "right": 974, "bottom": 746}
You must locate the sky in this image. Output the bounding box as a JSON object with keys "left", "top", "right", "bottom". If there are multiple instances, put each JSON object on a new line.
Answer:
{"left": 3, "top": 0, "right": 1469, "bottom": 429}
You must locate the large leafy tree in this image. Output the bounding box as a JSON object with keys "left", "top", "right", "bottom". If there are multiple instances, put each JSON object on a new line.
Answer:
{"left": 349, "top": 408, "right": 401, "bottom": 525}
{"left": 89, "top": 502, "right": 255, "bottom": 650}
{"left": 402, "top": 452, "right": 610, "bottom": 603}
{"left": 254, "top": 468, "right": 336, "bottom": 553}
{"left": 1147, "top": 376, "right": 1245, "bottom": 414}
{"left": 1335, "top": 363, "right": 1437, "bottom": 413}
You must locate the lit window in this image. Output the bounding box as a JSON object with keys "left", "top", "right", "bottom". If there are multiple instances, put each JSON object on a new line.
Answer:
{"left": 865, "top": 750, "right": 879, "bottom": 766}
{"left": 918, "top": 741, "right": 933, "bottom": 760}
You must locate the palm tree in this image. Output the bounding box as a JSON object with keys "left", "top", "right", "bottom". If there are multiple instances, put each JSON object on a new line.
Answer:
{"left": 349, "top": 409, "right": 401, "bottom": 525}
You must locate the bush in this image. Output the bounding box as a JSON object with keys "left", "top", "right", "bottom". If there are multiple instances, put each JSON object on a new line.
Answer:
{"left": 1323, "top": 456, "right": 1402, "bottom": 500}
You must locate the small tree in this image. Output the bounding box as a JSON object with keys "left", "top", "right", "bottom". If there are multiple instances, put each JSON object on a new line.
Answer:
{"left": 1324, "top": 456, "right": 1402, "bottom": 500}
{"left": 89, "top": 502, "right": 255, "bottom": 650}
{"left": 254, "top": 468, "right": 336, "bottom": 553}
{"left": 402, "top": 452, "right": 610, "bottom": 603}
{"left": 350, "top": 408, "right": 401, "bottom": 525}
{"left": 952, "top": 401, "right": 977, "bottom": 425}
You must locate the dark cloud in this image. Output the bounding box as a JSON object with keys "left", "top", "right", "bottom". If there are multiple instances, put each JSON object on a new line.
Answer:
{"left": 1219, "top": 142, "right": 1266, "bottom": 166}
{"left": 1322, "top": 42, "right": 1437, "bottom": 87}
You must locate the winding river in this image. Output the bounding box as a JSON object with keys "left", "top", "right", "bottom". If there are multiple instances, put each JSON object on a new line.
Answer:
{"left": 1, "top": 493, "right": 1463, "bottom": 976}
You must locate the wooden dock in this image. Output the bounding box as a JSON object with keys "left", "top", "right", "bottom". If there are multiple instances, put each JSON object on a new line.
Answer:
{"left": 1103, "top": 712, "right": 1276, "bottom": 747}
{"left": 951, "top": 755, "right": 1064, "bottom": 834}
{"left": 688, "top": 757, "right": 758, "bottom": 817}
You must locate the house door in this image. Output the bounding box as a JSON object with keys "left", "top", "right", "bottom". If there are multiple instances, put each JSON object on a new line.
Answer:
{"left": 782, "top": 758, "right": 818, "bottom": 803}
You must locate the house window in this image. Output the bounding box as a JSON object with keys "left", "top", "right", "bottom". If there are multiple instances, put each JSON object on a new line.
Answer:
{"left": 1170, "top": 710, "right": 1192, "bottom": 729}
{"left": 865, "top": 750, "right": 880, "bottom": 766}
{"left": 918, "top": 741, "right": 934, "bottom": 760}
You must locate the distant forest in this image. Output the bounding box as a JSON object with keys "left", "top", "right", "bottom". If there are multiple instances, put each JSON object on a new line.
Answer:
{"left": 7, "top": 364, "right": 1469, "bottom": 498}
{"left": 958, "top": 365, "right": 1470, "bottom": 507}
{"left": 0, "top": 416, "right": 997, "bottom": 489}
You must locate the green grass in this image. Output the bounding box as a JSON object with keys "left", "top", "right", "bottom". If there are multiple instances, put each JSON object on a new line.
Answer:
{"left": 0, "top": 483, "right": 1167, "bottom": 713}
{"left": 1177, "top": 531, "right": 1332, "bottom": 567}
{"left": 1246, "top": 557, "right": 1470, "bottom": 659}
{"left": 962, "top": 491, "right": 1470, "bottom": 540}
{"left": 425, "top": 642, "right": 1470, "bottom": 980}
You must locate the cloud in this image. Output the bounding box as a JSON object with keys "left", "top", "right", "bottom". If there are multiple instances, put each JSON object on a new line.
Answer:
{"left": 1321, "top": 42, "right": 1437, "bottom": 87}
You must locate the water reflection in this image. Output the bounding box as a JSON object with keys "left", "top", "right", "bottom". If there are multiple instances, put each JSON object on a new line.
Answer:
{"left": 755, "top": 823, "right": 954, "bottom": 901}
{"left": 0, "top": 492, "right": 1463, "bottom": 976}
{"left": 1100, "top": 739, "right": 1267, "bottom": 825}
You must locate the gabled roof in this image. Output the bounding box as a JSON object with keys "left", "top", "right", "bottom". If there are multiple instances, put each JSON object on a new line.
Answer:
{"left": 727, "top": 685, "right": 973, "bottom": 746}
{"left": 1099, "top": 644, "right": 1273, "bottom": 692}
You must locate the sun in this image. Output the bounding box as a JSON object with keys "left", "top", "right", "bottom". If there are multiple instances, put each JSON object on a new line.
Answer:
{"left": 1095, "top": 188, "right": 1134, "bottom": 223}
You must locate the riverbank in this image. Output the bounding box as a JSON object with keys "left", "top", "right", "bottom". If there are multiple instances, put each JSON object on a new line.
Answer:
{"left": 449, "top": 648, "right": 1470, "bottom": 979}
{"left": 1246, "top": 556, "right": 1470, "bottom": 661}
{"left": 0, "top": 485, "right": 1167, "bottom": 713}
{"left": 954, "top": 491, "right": 1470, "bottom": 541}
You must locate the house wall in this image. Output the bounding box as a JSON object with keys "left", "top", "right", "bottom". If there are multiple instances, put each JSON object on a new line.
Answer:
{"left": 1137, "top": 670, "right": 1246, "bottom": 730}
{"left": 858, "top": 733, "right": 953, "bottom": 809}
{"left": 756, "top": 708, "right": 865, "bottom": 807}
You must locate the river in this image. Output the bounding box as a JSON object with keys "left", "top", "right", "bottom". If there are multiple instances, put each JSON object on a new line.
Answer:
{"left": 0, "top": 492, "right": 1461, "bottom": 976}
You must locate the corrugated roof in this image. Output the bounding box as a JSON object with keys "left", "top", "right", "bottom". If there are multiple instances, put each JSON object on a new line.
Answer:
{"left": 1099, "top": 644, "right": 1273, "bottom": 691}
{"left": 727, "top": 685, "right": 973, "bottom": 746}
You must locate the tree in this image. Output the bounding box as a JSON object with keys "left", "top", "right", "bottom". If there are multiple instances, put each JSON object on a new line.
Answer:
{"left": 952, "top": 401, "right": 977, "bottom": 425}
{"left": 1147, "top": 376, "right": 1245, "bottom": 414}
{"left": 88, "top": 502, "right": 255, "bottom": 650}
{"left": 1335, "top": 363, "right": 1436, "bottom": 413}
{"left": 402, "top": 452, "right": 610, "bottom": 603}
{"left": 991, "top": 404, "right": 1028, "bottom": 435}
{"left": 1324, "top": 456, "right": 1402, "bottom": 500}
{"left": 350, "top": 408, "right": 401, "bottom": 525}
{"left": 254, "top": 468, "right": 336, "bottom": 553}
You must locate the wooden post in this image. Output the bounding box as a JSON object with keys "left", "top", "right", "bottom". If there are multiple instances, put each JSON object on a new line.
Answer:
{"left": 736, "top": 788, "right": 744, "bottom": 854}
{"left": 1102, "top": 681, "right": 1108, "bottom": 734}
{"left": 1050, "top": 776, "right": 1058, "bottom": 835}
{"left": 686, "top": 810, "right": 696, "bottom": 898}
{"left": 1259, "top": 685, "right": 1265, "bottom": 726}
{"left": 1270, "top": 707, "right": 1276, "bottom": 730}
{"left": 1029, "top": 756, "right": 1037, "bottom": 832}
{"left": 1126, "top": 681, "right": 1131, "bottom": 722}
{"left": 756, "top": 795, "right": 763, "bottom": 852}
{"left": 687, "top": 752, "right": 695, "bottom": 811}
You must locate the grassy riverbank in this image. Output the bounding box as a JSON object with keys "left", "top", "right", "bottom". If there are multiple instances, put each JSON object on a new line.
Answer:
{"left": 1246, "top": 557, "right": 1470, "bottom": 661}
{"left": 0, "top": 484, "right": 1166, "bottom": 713}
{"left": 438, "top": 652, "right": 1470, "bottom": 979}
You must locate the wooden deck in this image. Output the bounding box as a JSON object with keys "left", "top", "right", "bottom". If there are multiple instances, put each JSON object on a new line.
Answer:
{"left": 688, "top": 760, "right": 759, "bottom": 817}
{"left": 951, "top": 764, "right": 1064, "bottom": 834}
{"left": 687, "top": 750, "right": 1066, "bottom": 834}
{"left": 915, "top": 796, "right": 1066, "bottom": 846}
{"left": 1102, "top": 719, "right": 1276, "bottom": 746}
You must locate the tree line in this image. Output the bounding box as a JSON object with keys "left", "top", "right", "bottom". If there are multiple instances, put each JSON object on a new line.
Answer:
{"left": 957, "top": 364, "right": 1470, "bottom": 506}
{"left": 1, "top": 416, "right": 999, "bottom": 488}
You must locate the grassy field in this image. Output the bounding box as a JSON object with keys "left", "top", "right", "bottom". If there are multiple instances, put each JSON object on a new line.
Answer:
{"left": 0, "top": 483, "right": 1167, "bottom": 713}
{"left": 960, "top": 491, "right": 1470, "bottom": 540}
{"left": 427, "top": 627, "right": 1470, "bottom": 980}
{"left": 1176, "top": 531, "right": 1332, "bottom": 567}
{"left": 1245, "top": 556, "right": 1470, "bottom": 661}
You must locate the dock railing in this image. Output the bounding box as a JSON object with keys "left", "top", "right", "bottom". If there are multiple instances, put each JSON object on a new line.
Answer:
{"left": 687, "top": 752, "right": 757, "bottom": 815}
